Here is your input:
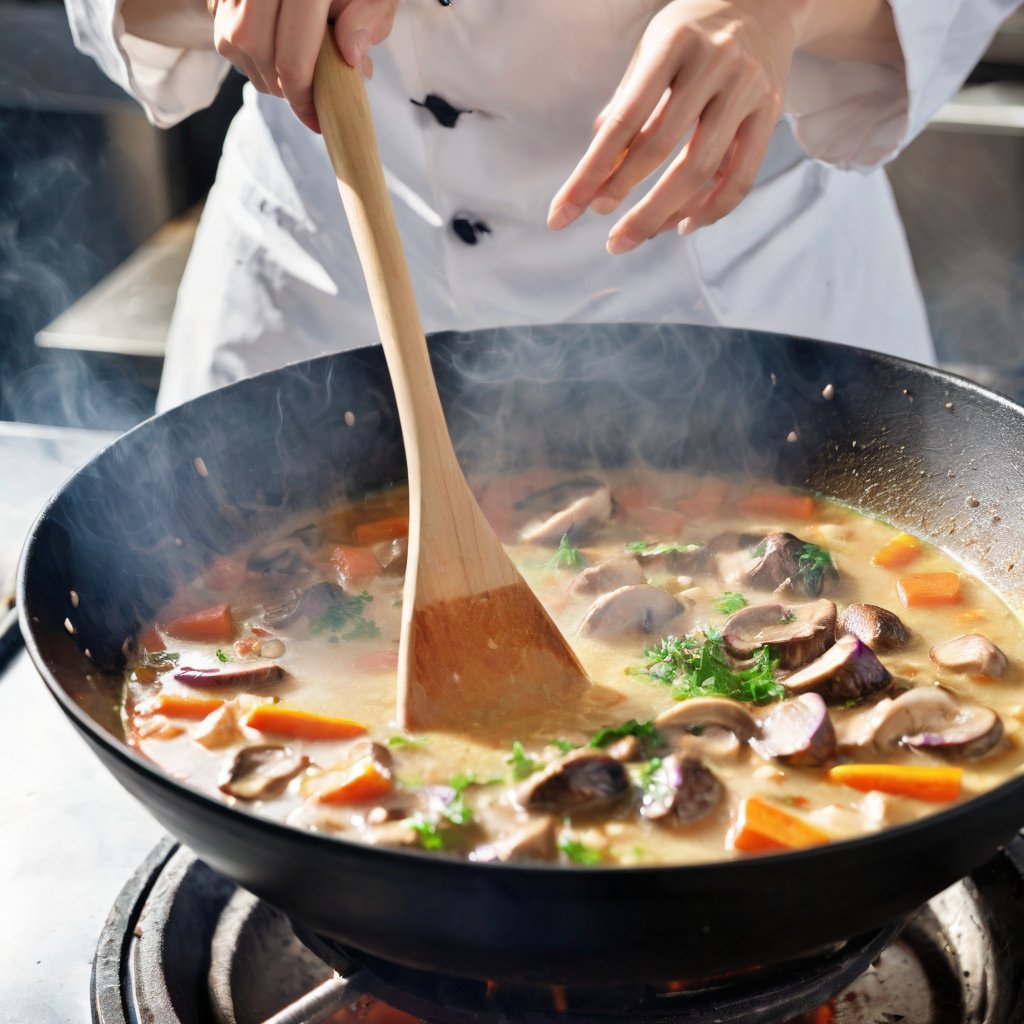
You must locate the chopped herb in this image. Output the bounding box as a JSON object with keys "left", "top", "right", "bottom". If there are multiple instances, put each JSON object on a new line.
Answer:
{"left": 309, "top": 591, "right": 376, "bottom": 639}
{"left": 626, "top": 540, "right": 702, "bottom": 556}
{"left": 798, "top": 543, "right": 835, "bottom": 591}
{"left": 750, "top": 540, "right": 768, "bottom": 559}
{"left": 215, "top": 649, "right": 228, "bottom": 663}
{"left": 549, "top": 738, "right": 577, "bottom": 754}
{"left": 638, "top": 757, "right": 676, "bottom": 809}
{"left": 781, "top": 610, "right": 797, "bottom": 623}
{"left": 713, "top": 591, "right": 748, "bottom": 615}
{"left": 401, "top": 772, "right": 482, "bottom": 846}
{"left": 548, "top": 533, "right": 585, "bottom": 570}
{"left": 588, "top": 719, "right": 664, "bottom": 753}
{"left": 639, "top": 756, "right": 663, "bottom": 791}
{"left": 402, "top": 813, "right": 445, "bottom": 850}
{"left": 507, "top": 740, "right": 542, "bottom": 781}
{"left": 639, "top": 630, "right": 785, "bottom": 705}
{"left": 391, "top": 598, "right": 403, "bottom": 608}
{"left": 558, "top": 836, "right": 603, "bottom": 865}
{"left": 388, "top": 734, "right": 426, "bottom": 749}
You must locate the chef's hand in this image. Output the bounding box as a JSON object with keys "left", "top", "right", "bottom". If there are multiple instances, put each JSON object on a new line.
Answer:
{"left": 548, "top": 0, "right": 799, "bottom": 253}
{"left": 209, "top": 0, "right": 398, "bottom": 132}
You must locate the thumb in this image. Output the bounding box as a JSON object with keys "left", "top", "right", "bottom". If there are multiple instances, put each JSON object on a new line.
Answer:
{"left": 332, "top": 0, "right": 397, "bottom": 68}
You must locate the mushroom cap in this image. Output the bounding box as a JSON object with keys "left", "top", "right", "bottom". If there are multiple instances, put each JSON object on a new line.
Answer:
{"left": 569, "top": 555, "right": 644, "bottom": 597}
{"left": 930, "top": 633, "right": 1009, "bottom": 679}
{"left": 516, "top": 748, "right": 629, "bottom": 811}
{"left": 782, "top": 635, "right": 891, "bottom": 705}
{"left": 219, "top": 744, "right": 309, "bottom": 800}
{"left": 655, "top": 697, "right": 758, "bottom": 743}
{"left": 754, "top": 693, "right": 837, "bottom": 767}
{"left": 837, "top": 603, "right": 911, "bottom": 652}
{"left": 578, "top": 584, "right": 683, "bottom": 638}
{"left": 723, "top": 599, "right": 837, "bottom": 669}
{"left": 641, "top": 755, "right": 722, "bottom": 825}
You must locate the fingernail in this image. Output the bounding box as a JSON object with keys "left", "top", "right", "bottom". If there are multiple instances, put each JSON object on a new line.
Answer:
{"left": 346, "top": 27, "right": 371, "bottom": 67}
{"left": 361, "top": 54, "right": 374, "bottom": 80}
{"left": 607, "top": 233, "right": 639, "bottom": 256}
{"left": 548, "top": 201, "right": 582, "bottom": 231}
{"left": 590, "top": 196, "right": 620, "bottom": 216}
{"left": 677, "top": 218, "right": 693, "bottom": 236}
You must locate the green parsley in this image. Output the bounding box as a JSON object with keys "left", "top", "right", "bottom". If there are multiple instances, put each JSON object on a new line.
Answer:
{"left": 626, "top": 540, "right": 702, "bottom": 556}
{"left": 400, "top": 772, "right": 483, "bottom": 848}
{"left": 558, "top": 836, "right": 603, "bottom": 865}
{"left": 548, "top": 533, "right": 585, "bottom": 570}
{"left": 388, "top": 734, "right": 426, "bottom": 749}
{"left": 549, "top": 738, "right": 577, "bottom": 754}
{"left": 588, "top": 719, "right": 664, "bottom": 753}
{"left": 639, "top": 630, "right": 785, "bottom": 704}
{"left": 402, "top": 813, "right": 445, "bottom": 850}
{"left": 309, "top": 591, "right": 378, "bottom": 640}
{"left": 215, "top": 649, "right": 228, "bottom": 663}
{"left": 750, "top": 539, "right": 768, "bottom": 559}
{"left": 507, "top": 740, "right": 542, "bottom": 781}
{"left": 798, "top": 543, "right": 835, "bottom": 591}
{"left": 713, "top": 591, "right": 748, "bottom": 615}
{"left": 144, "top": 650, "right": 180, "bottom": 665}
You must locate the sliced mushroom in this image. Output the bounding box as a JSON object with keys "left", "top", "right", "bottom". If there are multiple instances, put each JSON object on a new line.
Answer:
{"left": 782, "top": 636, "right": 890, "bottom": 705}
{"left": 840, "top": 686, "right": 1003, "bottom": 760}
{"left": 371, "top": 537, "right": 408, "bottom": 576}
{"left": 703, "top": 532, "right": 767, "bottom": 584}
{"left": 930, "top": 634, "right": 1009, "bottom": 679}
{"left": 219, "top": 744, "right": 309, "bottom": 800}
{"left": 655, "top": 697, "right": 758, "bottom": 744}
{"left": 641, "top": 755, "right": 722, "bottom": 825}
{"left": 174, "top": 662, "right": 284, "bottom": 689}
{"left": 263, "top": 580, "right": 358, "bottom": 629}
{"left": 837, "top": 604, "right": 911, "bottom": 651}
{"left": 633, "top": 543, "right": 706, "bottom": 577}
{"left": 743, "top": 533, "right": 839, "bottom": 598}
{"left": 516, "top": 748, "right": 629, "bottom": 812}
{"left": 515, "top": 479, "right": 612, "bottom": 544}
{"left": 723, "top": 599, "right": 837, "bottom": 670}
{"left": 578, "top": 584, "right": 682, "bottom": 638}
{"left": 477, "top": 816, "right": 559, "bottom": 864}
{"left": 754, "top": 693, "right": 836, "bottom": 767}
{"left": 569, "top": 555, "right": 644, "bottom": 597}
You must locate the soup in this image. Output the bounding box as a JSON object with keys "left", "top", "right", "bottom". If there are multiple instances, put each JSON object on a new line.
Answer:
{"left": 122, "top": 470, "right": 1024, "bottom": 866}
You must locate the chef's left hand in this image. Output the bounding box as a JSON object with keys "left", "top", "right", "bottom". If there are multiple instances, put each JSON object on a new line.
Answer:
{"left": 548, "top": 0, "right": 799, "bottom": 253}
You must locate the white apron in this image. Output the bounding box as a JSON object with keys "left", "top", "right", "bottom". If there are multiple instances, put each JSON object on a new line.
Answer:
{"left": 64, "top": 0, "right": 1022, "bottom": 408}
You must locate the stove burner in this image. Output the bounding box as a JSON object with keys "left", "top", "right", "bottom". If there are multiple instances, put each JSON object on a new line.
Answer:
{"left": 92, "top": 839, "right": 1024, "bottom": 1024}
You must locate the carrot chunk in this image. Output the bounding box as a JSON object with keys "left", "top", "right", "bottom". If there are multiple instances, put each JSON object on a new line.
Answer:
{"left": 164, "top": 603, "right": 235, "bottom": 642}
{"left": 621, "top": 506, "right": 689, "bottom": 536}
{"left": 872, "top": 533, "right": 923, "bottom": 569}
{"left": 675, "top": 477, "right": 729, "bottom": 518}
{"left": 309, "top": 756, "right": 393, "bottom": 805}
{"left": 138, "top": 628, "right": 166, "bottom": 654}
{"left": 244, "top": 704, "right": 367, "bottom": 741}
{"left": 729, "top": 796, "right": 831, "bottom": 852}
{"left": 136, "top": 694, "right": 225, "bottom": 720}
{"left": 733, "top": 493, "right": 817, "bottom": 521}
{"left": 828, "top": 764, "right": 962, "bottom": 802}
{"left": 896, "top": 572, "right": 961, "bottom": 608}
{"left": 353, "top": 515, "right": 409, "bottom": 545}
{"left": 331, "top": 544, "right": 383, "bottom": 584}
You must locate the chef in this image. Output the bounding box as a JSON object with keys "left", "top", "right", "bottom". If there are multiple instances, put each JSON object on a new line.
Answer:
{"left": 67, "top": 0, "right": 1020, "bottom": 409}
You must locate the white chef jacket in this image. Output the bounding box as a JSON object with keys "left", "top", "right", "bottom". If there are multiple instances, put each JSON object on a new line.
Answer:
{"left": 66, "top": 0, "right": 1020, "bottom": 409}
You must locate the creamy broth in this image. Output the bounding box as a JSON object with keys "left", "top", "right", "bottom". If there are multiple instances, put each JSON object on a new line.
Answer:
{"left": 124, "top": 471, "right": 1024, "bottom": 866}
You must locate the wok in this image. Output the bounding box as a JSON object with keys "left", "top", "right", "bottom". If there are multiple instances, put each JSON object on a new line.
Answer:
{"left": 19, "top": 323, "right": 1024, "bottom": 985}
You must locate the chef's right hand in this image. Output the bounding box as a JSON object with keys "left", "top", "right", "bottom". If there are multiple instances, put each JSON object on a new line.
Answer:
{"left": 209, "top": 0, "right": 398, "bottom": 133}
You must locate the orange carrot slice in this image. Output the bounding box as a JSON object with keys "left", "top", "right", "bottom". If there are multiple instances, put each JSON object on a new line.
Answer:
{"left": 675, "top": 477, "right": 729, "bottom": 518}
{"left": 244, "top": 704, "right": 367, "bottom": 741}
{"left": 331, "top": 544, "right": 383, "bottom": 584}
{"left": 872, "top": 533, "right": 923, "bottom": 569}
{"left": 729, "top": 797, "right": 831, "bottom": 852}
{"left": 621, "top": 506, "right": 689, "bottom": 536}
{"left": 136, "top": 694, "right": 225, "bottom": 720}
{"left": 828, "top": 763, "right": 962, "bottom": 802}
{"left": 138, "top": 628, "right": 166, "bottom": 654}
{"left": 733, "top": 493, "right": 817, "bottom": 521}
{"left": 353, "top": 515, "right": 409, "bottom": 545}
{"left": 309, "top": 756, "right": 393, "bottom": 805}
{"left": 896, "top": 572, "right": 961, "bottom": 608}
{"left": 164, "top": 603, "right": 235, "bottom": 642}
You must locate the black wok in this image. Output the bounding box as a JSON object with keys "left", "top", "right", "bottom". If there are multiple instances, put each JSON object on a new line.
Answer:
{"left": 19, "top": 323, "right": 1024, "bottom": 985}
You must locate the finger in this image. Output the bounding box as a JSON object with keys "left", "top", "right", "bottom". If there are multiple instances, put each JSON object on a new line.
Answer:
{"left": 216, "top": 27, "right": 273, "bottom": 95}
{"left": 685, "top": 107, "right": 777, "bottom": 232}
{"left": 275, "top": 0, "right": 332, "bottom": 127}
{"left": 606, "top": 86, "right": 759, "bottom": 254}
{"left": 219, "top": 0, "right": 284, "bottom": 98}
{"left": 548, "top": 45, "right": 682, "bottom": 230}
{"left": 333, "top": 0, "right": 397, "bottom": 67}
{"left": 589, "top": 55, "right": 721, "bottom": 217}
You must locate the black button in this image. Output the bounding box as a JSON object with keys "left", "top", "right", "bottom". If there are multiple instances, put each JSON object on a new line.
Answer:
{"left": 451, "top": 217, "right": 491, "bottom": 245}
{"left": 411, "top": 94, "right": 469, "bottom": 129}
{"left": 437, "top": 0, "right": 452, "bottom": 5}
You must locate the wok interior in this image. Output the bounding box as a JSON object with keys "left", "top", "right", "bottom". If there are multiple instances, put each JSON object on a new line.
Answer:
{"left": 19, "top": 322, "right": 1024, "bottom": 983}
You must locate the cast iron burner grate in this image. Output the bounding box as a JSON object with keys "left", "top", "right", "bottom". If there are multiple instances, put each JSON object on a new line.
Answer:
{"left": 92, "top": 839, "right": 1024, "bottom": 1024}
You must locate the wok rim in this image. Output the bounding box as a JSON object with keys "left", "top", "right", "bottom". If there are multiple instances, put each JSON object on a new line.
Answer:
{"left": 16, "top": 325, "right": 1024, "bottom": 887}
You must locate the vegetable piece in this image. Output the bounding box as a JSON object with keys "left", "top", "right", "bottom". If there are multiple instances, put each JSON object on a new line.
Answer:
{"left": 714, "top": 592, "right": 748, "bottom": 615}
{"left": 578, "top": 584, "right": 682, "bottom": 638}
{"left": 518, "top": 481, "right": 612, "bottom": 544}
{"left": 754, "top": 693, "right": 836, "bottom": 767}
{"left": 569, "top": 555, "right": 644, "bottom": 597}
{"left": 588, "top": 719, "right": 665, "bottom": 753}
{"left": 508, "top": 740, "right": 543, "bottom": 780}
{"left": 781, "top": 635, "right": 890, "bottom": 706}
{"left": 174, "top": 662, "right": 284, "bottom": 689}
{"left": 215, "top": 649, "right": 228, "bottom": 663}
{"left": 135, "top": 694, "right": 225, "bottom": 720}
{"left": 729, "top": 796, "right": 831, "bottom": 852}
{"left": 478, "top": 816, "right": 558, "bottom": 864}
{"left": 640, "top": 754, "right": 722, "bottom": 825}
{"left": 872, "top": 532, "right": 923, "bottom": 569}
{"left": 930, "top": 634, "right": 1008, "bottom": 678}
{"left": 353, "top": 515, "right": 409, "bottom": 545}
{"left": 896, "top": 572, "right": 961, "bottom": 608}
{"left": 138, "top": 628, "right": 166, "bottom": 654}
{"left": 655, "top": 698, "right": 758, "bottom": 743}
{"left": 733, "top": 493, "right": 817, "bottom": 521}
{"left": 620, "top": 506, "right": 689, "bottom": 537}
{"left": 219, "top": 745, "right": 309, "bottom": 800}
{"left": 164, "top": 603, "right": 234, "bottom": 643}
{"left": 548, "top": 533, "right": 586, "bottom": 569}
{"left": 723, "top": 599, "right": 836, "bottom": 670}
{"left": 243, "top": 704, "right": 367, "bottom": 741}
{"left": 309, "top": 755, "right": 393, "bottom": 805}
{"left": 828, "top": 764, "right": 962, "bottom": 802}
{"left": 558, "top": 835, "right": 604, "bottom": 865}
{"left": 331, "top": 545, "right": 382, "bottom": 585}
{"left": 675, "top": 477, "right": 729, "bottom": 518}
{"left": 517, "top": 748, "right": 629, "bottom": 812}
{"left": 836, "top": 604, "right": 911, "bottom": 651}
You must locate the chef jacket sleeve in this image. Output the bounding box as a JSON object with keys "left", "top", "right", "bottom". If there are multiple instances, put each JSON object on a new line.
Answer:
{"left": 64, "top": 0, "right": 229, "bottom": 128}
{"left": 784, "top": 0, "right": 1021, "bottom": 171}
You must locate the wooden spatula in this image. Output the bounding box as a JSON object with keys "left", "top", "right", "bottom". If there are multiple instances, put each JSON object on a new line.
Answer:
{"left": 313, "top": 33, "right": 589, "bottom": 734}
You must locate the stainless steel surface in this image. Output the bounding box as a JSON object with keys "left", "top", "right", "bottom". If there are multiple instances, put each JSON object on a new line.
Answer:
{"left": 36, "top": 208, "right": 201, "bottom": 359}
{"left": 0, "top": 649, "right": 164, "bottom": 1023}
{"left": 260, "top": 978, "right": 354, "bottom": 1024}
